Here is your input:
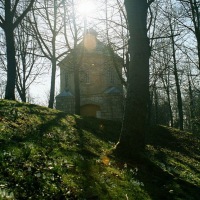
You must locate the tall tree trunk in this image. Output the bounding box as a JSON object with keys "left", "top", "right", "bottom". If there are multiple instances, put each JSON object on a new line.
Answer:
{"left": 154, "top": 88, "right": 159, "bottom": 124}
{"left": 162, "top": 75, "right": 174, "bottom": 127}
{"left": 166, "top": 84, "right": 174, "bottom": 127}
{"left": 188, "top": 74, "right": 195, "bottom": 132}
{"left": 116, "top": 0, "right": 150, "bottom": 158}
{"left": 5, "top": 30, "right": 16, "bottom": 100}
{"left": 48, "top": 1, "right": 58, "bottom": 109}
{"left": 169, "top": 21, "right": 184, "bottom": 130}
{"left": 16, "top": 53, "right": 27, "bottom": 102}
{"left": 3, "top": 0, "right": 35, "bottom": 100}
{"left": 48, "top": 57, "right": 56, "bottom": 108}
{"left": 189, "top": 0, "right": 200, "bottom": 69}
{"left": 4, "top": 1, "right": 16, "bottom": 100}
{"left": 16, "top": 83, "right": 26, "bottom": 102}
{"left": 74, "top": 54, "right": 80, "bottom": 115}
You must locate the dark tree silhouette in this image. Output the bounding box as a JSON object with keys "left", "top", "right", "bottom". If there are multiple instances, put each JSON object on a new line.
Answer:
{"left": 116, "top": 0, "right": 152, "bottom": 158}
{"left": 0, "top": 0, "right": 35, "bottom": 100}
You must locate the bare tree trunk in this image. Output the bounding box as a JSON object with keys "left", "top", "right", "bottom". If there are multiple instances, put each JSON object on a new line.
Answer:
{"left": 5, "top": 27, "right": 16, "bottom": 100}
{"left": 179, "top": 0, "right": 200, "bottom": 68}
{"left": 72, "top": 1, "right": 80, "bottom": 115}
{"left": 116, "top": 0, "right": 150, "bottom": 158}
{"left": 74, "top": 59, "right": 80, "bottom": 115}
{"left": 4, "top": 1, "right": 16, "bottom": 100}
{"left": 166, "top": 83, "right": 174, "bottom": 127}
{"left": 16, "top": 83, "right": 26, "bottom": 102}
{"left": 162, "top": 74, "right": 174, "bottom": 127}
{"left": 188, "top": 0, "right": 200, "bottom": 69}
{"left": 154, "top": 88, "right": 159, "bottom": 124}
{"left": 169, "top": 20, "right": 184, "bottom": 130}
{"left": 48, "top": 57, "right": 56, "bottom": 108}
{"left": 1, "top": 0, "right": 35, "bottom": 100}
{"left": 188, "top": 74, "right": 195, "bottom": 132}
{"left": 48, "top": 1, "right": 57, "bottom": 109}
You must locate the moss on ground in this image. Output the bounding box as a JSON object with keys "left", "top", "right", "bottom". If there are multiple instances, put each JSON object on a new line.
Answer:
{"left": 0, "top": 100, "right": 200, "bottom": 199}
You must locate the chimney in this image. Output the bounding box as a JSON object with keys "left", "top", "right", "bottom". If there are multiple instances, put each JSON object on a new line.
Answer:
{"left": 84, "top": 29, "right": 97, "bottom": 51}
{"left": 86, "top": 28, "right": 98, "bottom": 38}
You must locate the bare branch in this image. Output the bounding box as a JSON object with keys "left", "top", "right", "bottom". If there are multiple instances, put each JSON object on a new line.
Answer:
{"left": 148, "top": 0, "right": 155, "bottom": 7}
{"left": 12, "top": 0, "right": 19, "bottom": 17}
{"left": 14, "top": 0, "right": 35, "bottom": 28}
{"left": 150, "top": 33, "right": 180, "bottom": 40}
{"left": 0, "top": 15, "right": 5, "bottom": 28}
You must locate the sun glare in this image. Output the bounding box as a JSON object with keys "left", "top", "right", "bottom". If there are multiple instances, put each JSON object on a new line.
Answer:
{"left": 77, "top": 0, "right": 96, "bottom": 16}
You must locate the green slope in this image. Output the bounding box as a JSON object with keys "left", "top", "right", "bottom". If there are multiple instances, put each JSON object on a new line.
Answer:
{"left": 0, "top": 99, "right": 200, "bottom": 200}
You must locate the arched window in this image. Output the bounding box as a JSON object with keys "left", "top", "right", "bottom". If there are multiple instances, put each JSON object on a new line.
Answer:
{"left": 65, "top": 73, "right": 70, "bottom": 89}
{"left": 85, "top": 72, "right": 90, "bottom": 83}
{"left": 80, "top": 71, "right": 90, "bottom": 84}
{"left": 107, "top": 68, "right": 115, "bottom": 83}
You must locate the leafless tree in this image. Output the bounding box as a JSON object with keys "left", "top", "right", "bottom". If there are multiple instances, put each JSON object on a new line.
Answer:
{"left": 178, "top": 0, "right": 200, "bottom": 69}
{"left": 31, "top": 0, "right": 68, "bottom": 108}
{"left": 0, "top": 0, "right": 35, "bottom": 100}
{"left": 15, "top": 15, "right": 45, "bottom": 102}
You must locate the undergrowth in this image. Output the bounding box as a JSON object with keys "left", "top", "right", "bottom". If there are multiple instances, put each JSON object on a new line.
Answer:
{"left": 0, "top": 99, "right": 200, "bottom": 199}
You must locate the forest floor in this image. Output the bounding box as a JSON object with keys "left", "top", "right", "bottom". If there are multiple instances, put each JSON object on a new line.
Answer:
{"left": 0, "top": 99, "right": 200, "bottom": 200}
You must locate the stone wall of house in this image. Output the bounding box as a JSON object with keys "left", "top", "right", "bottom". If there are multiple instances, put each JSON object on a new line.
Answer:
{"left": 56, "top": 33, "right": 124, "bottom": 120}
{"left": 60, "top": 54, "right": 122, "bottom": 93}
{"left": 79, "top": 93, "right": 124, "bottom": 120}
{"left": 100, "top": 95, "right": 124, "bottom": 120}
{"left": 56, "top": 96, "right": 75, "bottom": 114}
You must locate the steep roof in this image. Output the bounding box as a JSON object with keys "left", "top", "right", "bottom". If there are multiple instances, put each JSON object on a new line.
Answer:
{"left": 56, "top": 90, "right": 74, "bottom": 98}
{"left": 58, "top": 30, "right": 122, "bottom": 67}
{"left": 78, "top": 38, "right": 111, "bottom": 56}
{"left": 104, "top": 86, "right": 122, "bottom": 94}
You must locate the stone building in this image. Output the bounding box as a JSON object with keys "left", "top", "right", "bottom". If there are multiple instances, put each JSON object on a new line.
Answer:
{"left": 56, "top": 30, "right": 124, "bottom": 120}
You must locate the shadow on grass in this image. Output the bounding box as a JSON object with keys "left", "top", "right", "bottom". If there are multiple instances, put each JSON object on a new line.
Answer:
{"left": 112, "top": 148, "right": 200, "bottom": 200}
{"left": 0, "top": 104, "right": 78, "bottom": 199}
{"left": 1, "top": 100, "right": 200, "bottom": 199}
{"left": 74, "top": 116, "right": 121, "bottom": 143}
{"left": 113, "top": 125, "right": 200, "bottom": 200}
{"left": 74, "top": 117, "right": 200, "bottom": 199}
{"left": 74, "top": 116, "right": 114, "bottom": 199}
{"left": 147, "top": 125, "right": 200, "bottom": 161}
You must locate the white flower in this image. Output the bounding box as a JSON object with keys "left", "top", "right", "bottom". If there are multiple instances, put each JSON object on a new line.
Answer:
{"left": 35, "top": 172, "right": 41, "bottom": 177}
{"left": 48, "top": 166, "right": 54, "bottom": 170}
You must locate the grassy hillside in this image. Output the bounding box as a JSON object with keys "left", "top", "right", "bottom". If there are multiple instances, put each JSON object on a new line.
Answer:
{"left": 0, "top": 100, "right": 200, "bottom": 200}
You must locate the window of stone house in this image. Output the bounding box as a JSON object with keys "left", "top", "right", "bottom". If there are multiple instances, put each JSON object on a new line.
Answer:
{"left": 80, "top": 71, "right": 90, "bottom": 84}
{"left": 65, "top": 73, "right": 69, "bottom": 89}
{"left": 107, "top": 68, "right": 115, "bottom": 83}
{"left": 85, "top": 72, "right": 90, "bottom": 83}
{"left": 81, "top": 63, "right": 88, "bottom": 69}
